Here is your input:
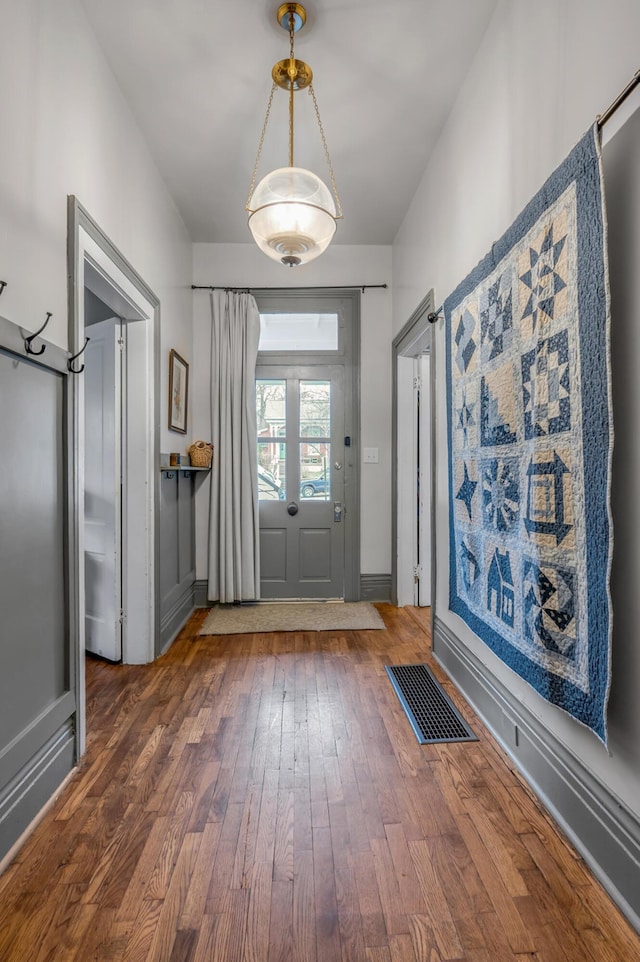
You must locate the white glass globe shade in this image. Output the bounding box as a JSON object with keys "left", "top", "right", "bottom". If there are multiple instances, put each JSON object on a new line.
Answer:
{"left": 248, "top": 167, "right": 337, "bottom": 267}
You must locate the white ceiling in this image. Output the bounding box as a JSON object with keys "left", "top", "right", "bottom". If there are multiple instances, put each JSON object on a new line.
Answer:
{"left": 80, "top": 0, "right": 498, "bottom": 245}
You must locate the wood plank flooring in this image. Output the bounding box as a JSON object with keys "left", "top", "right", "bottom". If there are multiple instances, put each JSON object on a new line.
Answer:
{"left": 1, "top": 604, "right": 639, "bottom": 961}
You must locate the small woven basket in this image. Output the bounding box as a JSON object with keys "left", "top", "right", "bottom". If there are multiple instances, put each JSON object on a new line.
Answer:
{"left": 189, "top": 440, "right": 213, "bottom": 468}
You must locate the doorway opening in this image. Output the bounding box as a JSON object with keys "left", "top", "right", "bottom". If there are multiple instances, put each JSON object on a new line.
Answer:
{"left": 253, "top": 289, "right": 360, "bottom": 600}
{"left": 68, "top": 198, "right": 160, "bottom": 755}
{"left": 256, "top": 365, "right": 346, "bottom": 599}
{"left": 83, "top": 302, "right": 125, "bottom": 662}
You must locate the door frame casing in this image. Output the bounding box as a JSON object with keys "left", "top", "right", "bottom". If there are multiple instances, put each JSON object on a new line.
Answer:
{"left": 257, "top": 363, "right": 346, "bottom": 599}
{"left": 67, "top": 197, "right": 160, "bottom": 755}
{"left": 253, "top": 288, "right": 361, "bottom": 601}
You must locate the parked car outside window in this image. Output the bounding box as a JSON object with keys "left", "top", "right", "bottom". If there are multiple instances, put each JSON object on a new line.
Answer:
{"left": 300, "top": 477, "right": 330, "bottom": 498}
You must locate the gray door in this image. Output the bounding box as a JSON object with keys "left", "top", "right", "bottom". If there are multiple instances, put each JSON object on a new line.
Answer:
{"left": 257, "top": 365, "right": 345, "bottom": 598}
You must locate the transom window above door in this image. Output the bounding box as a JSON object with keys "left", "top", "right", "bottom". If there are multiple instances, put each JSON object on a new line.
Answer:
{"left": 258, "top": 312, "right": 339, "bottom": 352}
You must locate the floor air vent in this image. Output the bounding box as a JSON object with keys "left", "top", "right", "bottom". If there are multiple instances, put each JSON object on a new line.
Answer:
{"left": 385, "top": 664, "right": 477, "bottom": 744}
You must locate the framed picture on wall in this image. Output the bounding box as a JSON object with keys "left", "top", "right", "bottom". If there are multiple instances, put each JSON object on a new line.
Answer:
{"left": 168, "top": 349, "right": 189, "bottom": 433}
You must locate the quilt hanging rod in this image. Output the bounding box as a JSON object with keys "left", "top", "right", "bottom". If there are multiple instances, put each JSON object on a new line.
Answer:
{"left": 597, "top": 68, "right": 640, "bottom": 129}
{"left": 192, "top": 283, "right": 387, "bottom": 294}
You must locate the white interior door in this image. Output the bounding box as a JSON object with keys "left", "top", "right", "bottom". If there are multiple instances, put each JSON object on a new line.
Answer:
{"left": 417, "top": 353, "right": 431, "bottom": 606}
{"left": 396, "top": 355, "right": 417, "bottom": 605}
{"left": 84, "top": 316, "right": 123, "bottom": 660}
{"left": 396, "top": 353, "right": 431, "bottom": 607}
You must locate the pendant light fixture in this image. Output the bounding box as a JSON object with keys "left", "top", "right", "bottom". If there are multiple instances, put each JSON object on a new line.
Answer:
{"left": 246, "top": 3, "right": 342, "bottom": 267}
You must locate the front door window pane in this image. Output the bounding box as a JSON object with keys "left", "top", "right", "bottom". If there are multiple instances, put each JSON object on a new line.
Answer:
{"left": 256, "top": 379, "right": 286, "bottom": 436}
{"left": 300, "top": 442, "right": 331, "bottom": 500}
{"left": 257, "top": 379, "right": 286, "bottom": 500}
{"left": 258, "top": 441, "right": 285, "bottom": 500}
{"left": 300, "top": 380, "right": 330, "bottom": 438}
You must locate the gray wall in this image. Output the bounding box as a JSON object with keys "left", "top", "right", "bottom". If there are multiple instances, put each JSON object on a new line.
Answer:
{"left": 0, "top": 331, "right": 76, "bottom": 860}
{"left": 158, "top": 466, "right": 197, "bottom": 653}
{"left": 604, "top": 103, "right": 640, "bottom": 763}
{"left": 84, "top": 288, "right": 114, "bottom": 328}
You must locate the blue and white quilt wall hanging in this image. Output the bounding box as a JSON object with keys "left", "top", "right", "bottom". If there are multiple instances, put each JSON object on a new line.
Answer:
{"left": 444, "top": 124, "right": 612, "bottom": 743}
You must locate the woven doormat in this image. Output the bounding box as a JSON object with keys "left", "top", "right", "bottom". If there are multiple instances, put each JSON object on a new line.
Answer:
{"left": 199, "top": 602, "right": 385, "bottom": 635}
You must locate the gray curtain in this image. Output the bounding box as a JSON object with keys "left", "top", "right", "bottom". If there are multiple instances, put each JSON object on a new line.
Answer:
{"left": 208, "top": 291, "right": 261, "bottom": 602}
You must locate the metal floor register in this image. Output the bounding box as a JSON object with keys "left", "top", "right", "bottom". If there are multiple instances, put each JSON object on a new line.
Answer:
{"left": 385, "top": 664, "right": 477, "bottom": 744}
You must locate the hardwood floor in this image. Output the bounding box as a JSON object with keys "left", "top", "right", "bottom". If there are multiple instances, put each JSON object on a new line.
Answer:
{"left": 1, "top": 604, "right": 638, "bottom": 961}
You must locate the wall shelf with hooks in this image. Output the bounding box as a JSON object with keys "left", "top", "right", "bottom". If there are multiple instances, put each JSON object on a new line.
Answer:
{"left": 159, "top": 465, "right": 210, "bottom": 474}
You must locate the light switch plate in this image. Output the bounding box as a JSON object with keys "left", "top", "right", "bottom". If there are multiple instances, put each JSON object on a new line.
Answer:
{"left": 363, "top": 447, "right": 379, "bottom": 463}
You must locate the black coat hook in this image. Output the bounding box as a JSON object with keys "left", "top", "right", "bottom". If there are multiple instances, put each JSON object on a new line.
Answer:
{"left": 67, "top": 336, "right": 90, "bottom": 374}
{"left": 0, "top": 281, "right": 6, "bottom": 296}
{"left": 24, "top": 312, "right": 52, "bottom": 355}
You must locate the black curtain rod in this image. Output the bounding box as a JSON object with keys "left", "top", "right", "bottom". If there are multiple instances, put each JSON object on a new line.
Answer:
{"left": 597, "top": 68, "right": 640, "bottom": 128}
{"left": 191, "top": 283, "right": 388, "bottom": 293}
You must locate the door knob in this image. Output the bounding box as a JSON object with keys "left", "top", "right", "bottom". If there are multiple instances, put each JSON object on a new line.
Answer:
{"left": 334, "top": 461, "right": 343, "bottom": 471}
{"left": 287, "top": 501, "right": 299, "bottom": 516}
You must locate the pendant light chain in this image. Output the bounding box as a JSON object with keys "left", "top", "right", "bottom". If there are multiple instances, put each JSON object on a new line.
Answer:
{"left": 309, "top": 83, "right": 343, "bottom": 218}
{"left": 288, "top": 12, "right": 295, "bottom": 167}
{"left": 289, "top": 84, "right": 295, "bottom": 167}
{"left": 246, "top": 82, "right": 277, "bottom": 211}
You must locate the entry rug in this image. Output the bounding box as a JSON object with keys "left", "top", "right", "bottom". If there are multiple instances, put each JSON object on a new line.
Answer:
{"left": 444, "top": 124, "right": 612, "bottom": 743}
{"left": 199, "top": 602, "right": 385, "bottom": 635}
